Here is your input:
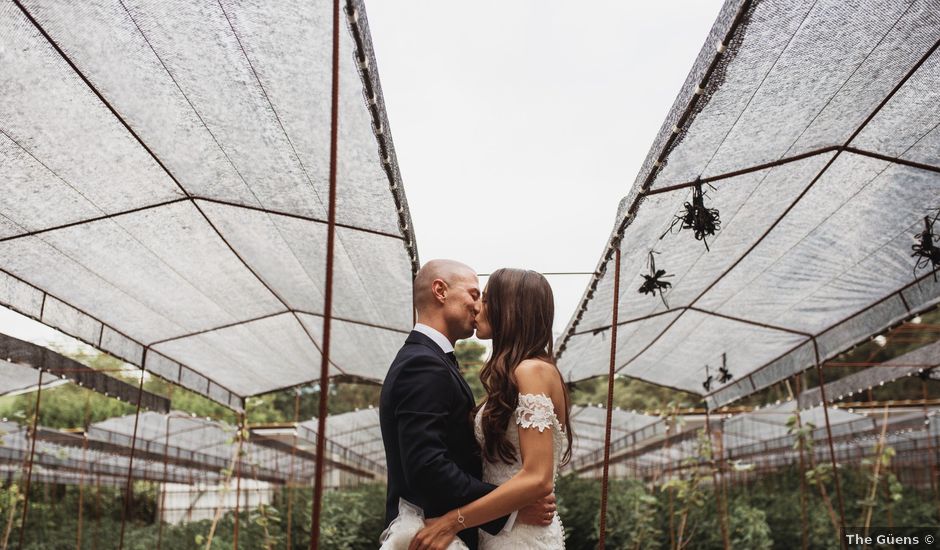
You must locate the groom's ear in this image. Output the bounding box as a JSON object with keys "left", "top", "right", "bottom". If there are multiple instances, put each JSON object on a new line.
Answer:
{"left": 431, "top": 278, "right": 448, "bottom": 303}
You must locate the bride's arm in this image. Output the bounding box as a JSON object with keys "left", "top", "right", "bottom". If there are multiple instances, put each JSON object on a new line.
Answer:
{"left": 409, "top": 359, "right": 559, "bottom": 550}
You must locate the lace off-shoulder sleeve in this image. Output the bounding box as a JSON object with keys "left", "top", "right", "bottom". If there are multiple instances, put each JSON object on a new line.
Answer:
{"left": 515, "top": 393, "right": 556, "bottom": 432}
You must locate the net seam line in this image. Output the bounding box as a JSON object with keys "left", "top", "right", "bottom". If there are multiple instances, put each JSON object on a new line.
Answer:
{"left": 146, "top": 308, "right": 410, "bottom": 347}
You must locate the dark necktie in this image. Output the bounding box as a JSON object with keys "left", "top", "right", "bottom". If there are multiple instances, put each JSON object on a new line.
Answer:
{"left": 445, "top": 351, "right": 459, "bottom": 370}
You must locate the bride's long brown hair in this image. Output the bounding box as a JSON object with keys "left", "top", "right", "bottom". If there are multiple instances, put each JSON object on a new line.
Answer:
{"left": 477, "top": 268, "right": 573, "bottom": 465}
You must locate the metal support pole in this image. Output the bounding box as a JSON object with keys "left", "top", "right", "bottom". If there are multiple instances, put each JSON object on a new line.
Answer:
{"left": 156, "top": 390, "right": 174, "bottom": 550}
{"left": 794, "top": 375, "right": 809, "bottom": 550}
{"left": 705, "top": 407, "right": 730, "bottom": 550}
{"left": 921, "top": 377, "right": 940, "bottom": 522}
{"left": 118, "top": 363, "right": 147, "bottom": 549}
{"left": 310, "top": 0, "right": 341, "bottom": 548}
{"left": 76, "top": 391, "right": 92, "bottom": 550}
{"left": 631, "top": 431, "right": 637, "bottom": 480}
{"left": 92, "top": 475, "right": 100, "bottom": 550}
{"left": 813, "top": 339, "right": 847, "bottom": 548}
{"left": 16, "top": 370, "right": 43, "bottom": 550}
{"left": 234, "top": 413, "right": 244, "bottom": 549}
{"left": 597, "top": 244, "right": 621, "bottom": 550}
{"left": 286, "top": 390, "right": 300, "bottom": 549}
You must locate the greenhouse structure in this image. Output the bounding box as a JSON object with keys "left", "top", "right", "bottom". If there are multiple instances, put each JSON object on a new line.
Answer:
{"left": 1, "top": 0, "right": 939, "bottom": 548}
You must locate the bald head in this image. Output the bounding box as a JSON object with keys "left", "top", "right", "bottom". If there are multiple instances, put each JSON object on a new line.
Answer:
{"left": 413, "top": 259, "right": 477, "bottom": 313}
{"left": 413, "top": 259, "right": 481, "bottom": 342}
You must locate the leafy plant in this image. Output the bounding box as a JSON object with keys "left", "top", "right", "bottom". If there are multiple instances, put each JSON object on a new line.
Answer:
{"left": 662, "top": 428, "right": 711, "bottom": 549}
{"left": 787, "top": 413, "right": 841, "bottom": 534}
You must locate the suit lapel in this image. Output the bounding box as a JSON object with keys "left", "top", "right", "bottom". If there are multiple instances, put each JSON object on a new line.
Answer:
{"left": 406, "top": 331, "right": 476, "bottom": 406}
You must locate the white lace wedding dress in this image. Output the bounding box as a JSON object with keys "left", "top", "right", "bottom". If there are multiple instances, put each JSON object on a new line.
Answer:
{"left": 474, "top": 393, "right": 566, "bottom": 549}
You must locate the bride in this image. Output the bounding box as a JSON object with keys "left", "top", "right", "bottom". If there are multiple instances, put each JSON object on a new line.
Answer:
{"left": 410, "top": 268, "right": 572, "bottom": 550}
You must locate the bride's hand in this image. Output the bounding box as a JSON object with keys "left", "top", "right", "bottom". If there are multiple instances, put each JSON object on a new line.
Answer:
{"left": 408, "top": 513, "right": 460, "bottom": 550}
{"left": 517, "top": 492, "right": 557, "bottom": 526}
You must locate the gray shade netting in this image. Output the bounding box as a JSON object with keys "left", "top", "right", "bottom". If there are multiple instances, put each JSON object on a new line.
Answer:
{"left": 564, "top": 405, "right": 659, "bottom": 467}
{"left": 798, "top": 339, "right": 940, "bottom": 409}
{"left": 555, "top": 0, "right": 940, "bottom": 408}
{"left": 307, "top": 405, "right": 666, "bottom": 475}
{"left": 300, "top": 407, "right": 386, "bottom": 473}
{"left": 569, "top": 402, "right": 917, "bottom": 473}
{"left": 0, "top": 0, "right": 417, "bottom": 409}
{"left": 0, "top": 410, "right": 381, "bottom": 485}
{"left": 0, "top": 419, "right": 224, "bottom": 485}
{"left": 89, "top": 411, "right": 326, "bottom": 483}
{"left": 0, "top": 359, "right": 67, "bottom": 396}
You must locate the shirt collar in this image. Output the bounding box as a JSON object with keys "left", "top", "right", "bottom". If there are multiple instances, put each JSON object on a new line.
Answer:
{"left": 413, "top": 323, "right": 454, "bottom": 354}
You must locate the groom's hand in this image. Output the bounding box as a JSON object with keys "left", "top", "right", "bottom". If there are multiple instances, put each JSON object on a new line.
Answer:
{"left": 516, "top": 493, "right": 557, "bottom": 527}
{"left": 410, "top": 515, "right": 459, "bottom": 550}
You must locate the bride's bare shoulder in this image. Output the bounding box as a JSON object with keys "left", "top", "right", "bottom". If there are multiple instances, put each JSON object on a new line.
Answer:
{"left": 513, "top": 358, "right": 560, "bottom": 385}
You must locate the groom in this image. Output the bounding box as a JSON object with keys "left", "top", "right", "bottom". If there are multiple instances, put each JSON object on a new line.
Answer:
{"left": 380, "top": 259, "right": 556, "bottom": 549}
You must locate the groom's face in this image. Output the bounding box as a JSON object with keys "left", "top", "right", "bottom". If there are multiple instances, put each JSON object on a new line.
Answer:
{"left": 442, "top": 272, "right": 482, "bottom": 340}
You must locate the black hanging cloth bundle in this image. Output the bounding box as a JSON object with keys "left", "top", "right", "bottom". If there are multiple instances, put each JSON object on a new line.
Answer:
{"left": 664, "top": 179, "right": 721, "bottom": 251}
{"left": 638, "top": 251, "right": 673, "bottom": 307}
{"left": 912, "top": 210, "right": 940, "bottom": 281}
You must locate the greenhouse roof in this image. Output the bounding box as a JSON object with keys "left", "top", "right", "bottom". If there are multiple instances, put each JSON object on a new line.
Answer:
{"left": 0, "top": 331, "right": 170, "bottom": 411}
{"left": 0, "top": 0, "right": 415, "bottom": 411}
{"left": 798, "top": 339, "right": 940, "bottom": 409}
{"left": 0, "top": 360, "right": 67, "bottom": 397}
{"left": 299, "top": 406, "right": 385, "bottom": 467}
{"left": 556, "top": 0, "right": 940, "bottom": 408}
{"left": 566, "top": 405, "right": 660, "bottom": 465}
{"left": 0, "top": 409, "right": 384, "bottom": 486}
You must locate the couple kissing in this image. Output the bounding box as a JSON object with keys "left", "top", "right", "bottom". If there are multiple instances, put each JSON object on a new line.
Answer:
{"left": 380, "top": 260, "right": 572, "bottom": 550}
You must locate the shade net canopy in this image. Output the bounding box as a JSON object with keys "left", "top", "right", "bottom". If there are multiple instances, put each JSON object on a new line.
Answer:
{"left": 0, "top": 0, "right": 416, "bottom": 410}
{"left": 298, "top": 407, "right": 386, "bottom": 473}
{"left": 0, "top": 331, "right": 172, "bottom": 410}
{"left": 565, "top": 405, "right": 659, "bottom": 467}
{"left": 555, "top": 0, "right": 940, "bottom": 408}
{"left": 798, "top": 339, "right": 940, "bottom": 409}
{"left": 568, "top": 401, "right": 934, "bottom": 476}
{"left": 0, "top": 359, "right": 67, "bottom": 396}
{"left": 0, "top": 419, "right": 217, "bottom": 485}
{"left": 310, "top": 405, "right": 666, "bottom": 475}
{"left": 0, "top": 410, "right": 383, "bottom": 486}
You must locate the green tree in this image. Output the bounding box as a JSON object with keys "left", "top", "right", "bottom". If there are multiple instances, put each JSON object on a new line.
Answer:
{"left": 456, "top": 339, "right": 487, "bottom": 402}
{"left": 569, "top": 375, "right": 695, "bottom": 414}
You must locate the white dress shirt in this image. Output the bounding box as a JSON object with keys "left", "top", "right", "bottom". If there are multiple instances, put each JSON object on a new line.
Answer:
{"left": 413, "top": 323, "right": 454, "bottom": 353}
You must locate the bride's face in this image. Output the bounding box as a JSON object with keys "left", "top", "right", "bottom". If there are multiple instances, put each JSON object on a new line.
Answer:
{"left": 474, "top": 287, "right": 493, "bottom": 340}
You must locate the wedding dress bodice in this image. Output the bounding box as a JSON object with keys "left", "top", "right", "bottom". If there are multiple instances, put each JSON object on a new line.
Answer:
{"left": 473, "top": 393, "right": 566, "bottom": 549}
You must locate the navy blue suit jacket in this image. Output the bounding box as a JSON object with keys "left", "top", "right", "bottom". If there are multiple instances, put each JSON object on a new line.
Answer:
{"left": 380, "top": 331, "right": 508, "bottom": 549}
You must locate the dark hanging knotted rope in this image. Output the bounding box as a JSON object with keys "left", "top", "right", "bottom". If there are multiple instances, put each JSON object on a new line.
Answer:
{"left": 718, "top": 353, "right": 733, "bottom": 384}
{"left": 638, "top": 251, "right": 673, "bottom": 307}
{"left": 662, "top": 179, "right": 721, "bottom": 250}
{"left": 702, "top": 366, "right": 714, "bottom": 392}
{"left": 704, "top": 354, "right": 733, "bottom": 392}
{"left": 912, "top": 210, "right": 940, "bottom": 281}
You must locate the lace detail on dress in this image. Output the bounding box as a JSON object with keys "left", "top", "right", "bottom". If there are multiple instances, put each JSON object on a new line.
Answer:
{"left": 515, "top": 393, "right": 557, "bottom": 433}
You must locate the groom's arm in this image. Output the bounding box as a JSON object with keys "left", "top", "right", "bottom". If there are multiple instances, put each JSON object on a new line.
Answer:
{"left": 393, "top": 359, "right": 509, "bottom": 534}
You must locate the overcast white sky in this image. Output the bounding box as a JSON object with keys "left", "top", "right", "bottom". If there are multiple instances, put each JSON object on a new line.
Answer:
{"left": 365, "top": 1, "right": 725, "bottom": 337}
